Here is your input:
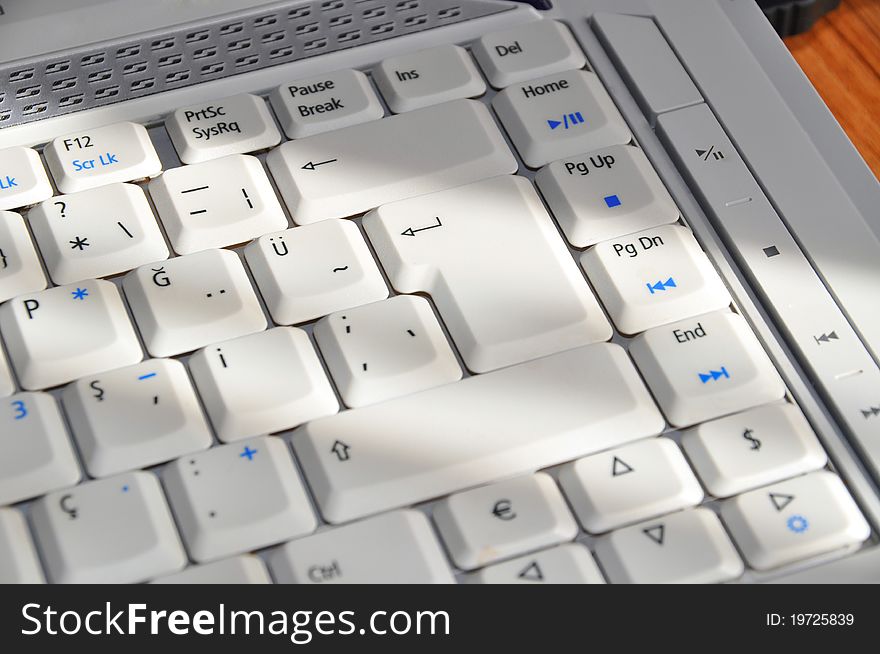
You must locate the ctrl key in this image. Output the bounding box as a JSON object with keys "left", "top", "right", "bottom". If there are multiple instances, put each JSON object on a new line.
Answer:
{"left": 30, "top": 472, "right": 186, "bottom": 583}
{"left": 270, "top": 510, "right": 454, "bottom": 584}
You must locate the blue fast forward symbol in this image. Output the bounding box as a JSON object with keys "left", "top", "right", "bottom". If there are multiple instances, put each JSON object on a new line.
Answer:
{"left": 646, "top": 277, "right": 676, "bottom": 294}
{"left": 699, "top": 367, "right": 730, "bottom": 383}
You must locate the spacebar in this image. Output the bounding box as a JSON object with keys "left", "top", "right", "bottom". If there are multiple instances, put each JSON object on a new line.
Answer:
{"left": 266, "top": 99, "right": 517, "bottom": 223}
{"left": 294, "top": 343, "right": 664, "bottom": 523}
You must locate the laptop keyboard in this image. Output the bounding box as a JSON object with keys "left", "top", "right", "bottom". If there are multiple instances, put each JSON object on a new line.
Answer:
{"left": 0, "top": 19, "right": 872, "bottom": 584}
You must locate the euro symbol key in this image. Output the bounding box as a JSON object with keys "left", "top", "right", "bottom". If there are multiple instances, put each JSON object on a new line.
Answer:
{"left": 492, "top": 499, "right": 516, "bottom": 521}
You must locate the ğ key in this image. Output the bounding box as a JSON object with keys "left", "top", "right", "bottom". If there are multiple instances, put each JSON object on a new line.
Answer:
{"left": 123, "top": 248, "right": 266, "bottom": 358}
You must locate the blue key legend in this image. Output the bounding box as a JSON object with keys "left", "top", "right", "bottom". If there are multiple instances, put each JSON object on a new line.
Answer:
{"left": 604, "top": 194, "right": 621, "bottom": 208}
{"left": 698, "top": 367, "right": 730, "bottom": 383}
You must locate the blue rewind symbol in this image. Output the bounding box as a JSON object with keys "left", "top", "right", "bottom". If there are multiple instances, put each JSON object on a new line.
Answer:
{"left": 646, "top": 277, "right": 676, "bottom": 294}
{"left": 548, "top": 112, "right": 585, "bottom": 130}
{"left": 698, "top": 367, "right": 730, "bottom": 383}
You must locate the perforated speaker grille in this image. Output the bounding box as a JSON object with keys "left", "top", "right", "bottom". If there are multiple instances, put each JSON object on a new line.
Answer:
{"left": 0, "top": 0, "right": 510, "bottom": 128}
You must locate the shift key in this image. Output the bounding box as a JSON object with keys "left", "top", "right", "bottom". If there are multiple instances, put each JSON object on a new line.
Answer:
{"left": 266, "top": 99, "right": 517, "bottom": 224}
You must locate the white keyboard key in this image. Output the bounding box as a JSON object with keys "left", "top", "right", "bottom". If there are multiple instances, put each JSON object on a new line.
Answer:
{"left": 0, "top": 508, "right": 45, "bottom": 583}
{"left": 493, "top": 70, "right": 632, "bottom": 168}
{"left": 44, "top": 122, "right": 162, "bottom": 194}
{"left": 149, "top": 154, "right": 288, "bottom": 255}
{"left": 467, "top": 544, "right": 605, "bottom": 584}
{"left": 163, "top": 436, "right": 317, "bottom": 563}
{"left": 0, "top": 210, "right": 47, "bottom": 302}
{"left": 433, "top": 473, "right": 577, "bottom": 570}
{"left": 314, "top": 296, "right": 461, "bottom": 407}
{"left": 720, "top": 471, "right": 870, "bottom": 570}
{"left": 30, "top": 471, "right": 186, "bottom": 583}
{"left": 472, "top": 20, "right": 586, "bottom": 88}
{"left": 0, "top": 280, "right": 142, "bottom": 389}
{"left": 28, "top": 183, "right": 169, "bottom": 284}
{"left": 630, "top": 311, "right": 785, "bottom": 427}
{"left": 188, "top": 327, "right": 338, "bottom": 442}
{"left": 124, "top": 248, "right": 266, "bottom": 357}
{"left": 0, "top": 341, "right": 13, "bottom": 397}
{"left": 374, "top": 44, "right": 486, "bottom": 113}
{"left": 535, "top": 145, "right": 680, "bottom": 247}
{"left": 296, "top": 343, "right": 663, "bottom": 523}
{"left": 267, "top": 99, "right": 516, "bottom": 223}
{"left": 0, "top": 146, "right": 53, "bottom": 210}
{"left": 270, "top": 510, "right": 454, "bottom": 584}
{"left": 581, "top": 224, "right": 731, "bottom": 334}
{"left": 62, "top": 359, "right": 212, "bottom": 477}
{"left": 682, "top": 403, "right": 827, "bottom": 498}
{"left": 270, "top": 69, "right": 384, "bottom": 139}
{"left": 245, "top": 220, "right": 388, "bottom": 325}
{"left": 558, "top": 437, "right": 703, "bottom": 533}
{"left": 594, "top": 508, "right": 744, "bottom": 583}
{"left": 151, "top": 555, "right": 271, "bottom": 584}
{"left": 166, "top": 93, "right": 281, "bottom": 164}
{"left": 0, "top": 393, "right": 80, "bottom": 505}
{"left": 363, "top": 175, "right": 611, "bottom": 372}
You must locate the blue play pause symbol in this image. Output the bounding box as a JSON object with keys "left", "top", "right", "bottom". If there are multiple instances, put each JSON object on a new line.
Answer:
{"left": 698, "top": 367, "right": 730, "bottom": 383}
{"left": 547, "top": 111, "right": 585, "bottom": 130}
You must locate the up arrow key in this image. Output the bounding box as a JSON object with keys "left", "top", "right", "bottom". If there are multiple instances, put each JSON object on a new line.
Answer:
{"left": 331, "top": 440, "right": 351, "bottom": 462}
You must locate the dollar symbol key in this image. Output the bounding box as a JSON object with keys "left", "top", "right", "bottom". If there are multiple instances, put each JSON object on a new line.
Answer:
{"left": 743, "top": 428, "right": 761, "bottom": 451}
{"left": 90, "top": 380, "right": 105, "bottom": 402}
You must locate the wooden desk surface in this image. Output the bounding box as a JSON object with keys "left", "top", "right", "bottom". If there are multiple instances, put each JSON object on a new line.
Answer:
{"left": 785, "top": 0, "right": 880, "bottom": 177}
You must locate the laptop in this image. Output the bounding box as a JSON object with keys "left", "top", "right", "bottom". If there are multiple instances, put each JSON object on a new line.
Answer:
{"left": 0, "top": 0, "right": 877, "bottom": 584}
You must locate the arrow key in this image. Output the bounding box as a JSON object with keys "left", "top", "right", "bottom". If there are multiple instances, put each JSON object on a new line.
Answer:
{"left": 558, "top": 437, "right": 703, "bottom": 533}
{"left": 594, "top": 507, "right": 744, "bottom": 583}
{"left": 719, "top": 471, "right": 870, "bottom": 570}
{"left": 433, "top": 473, "right": 577, "bottom": 571}
{"left": 467, "top": 544, "right": 605, "bottom": 584}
